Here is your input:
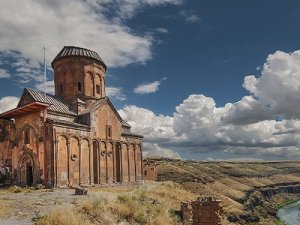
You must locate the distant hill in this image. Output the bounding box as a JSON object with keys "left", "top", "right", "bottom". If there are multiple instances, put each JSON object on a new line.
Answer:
{"left": 150, "top": 157, "right": 300, "bottom": 225}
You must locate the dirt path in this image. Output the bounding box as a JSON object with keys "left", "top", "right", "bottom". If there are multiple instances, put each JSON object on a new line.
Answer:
{"left": 0, "top": 189, "right": 82, "bottom": 225}
{"left": 0, "top": 182, "right": 155, "bottom": 225}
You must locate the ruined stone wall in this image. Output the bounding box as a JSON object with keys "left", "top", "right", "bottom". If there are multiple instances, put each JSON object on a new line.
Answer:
{"left": 181, "top": 196, "right": 223, "bottom": 225}
{"left": 0, "top": 119, "right": 15, "bottom": 183}
{"left": 143, "top": 161, "right": 156, "bottom": 181}
{"left": 143, "top": 161, "right": 157, "bottom": 181}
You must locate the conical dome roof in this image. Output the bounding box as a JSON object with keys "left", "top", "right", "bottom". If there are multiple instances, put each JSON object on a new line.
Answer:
{"left": 51, "top": 46, "right": 107, "bottom": 70}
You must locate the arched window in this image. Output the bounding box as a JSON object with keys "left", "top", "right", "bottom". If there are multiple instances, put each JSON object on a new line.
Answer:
{"left": 78, "top": 83, "right": 81, "bottom": 92}
{"left": 96, "top": 85, "right": 100, "bottom": 94}
{"left": 24, "top": 128, "right": 30, "bottom": 144}
{"left": 106, "top": 125, "right": 112, "bottom": 139}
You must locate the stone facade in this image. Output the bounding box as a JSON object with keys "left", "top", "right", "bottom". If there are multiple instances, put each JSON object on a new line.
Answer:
{"left": 181, "top": 196, "right": 223, "bottom": 225}
{"left": 143, "top": 160, "right": 157, "bottom": 181}
{"left": 0, "top": 46, "right": 143, "bottom": 187}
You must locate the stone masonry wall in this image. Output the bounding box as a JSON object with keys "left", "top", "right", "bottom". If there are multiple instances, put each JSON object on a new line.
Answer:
{"left": 181, "top": 196, "right": 223, "bottom": 225}
{"left": 143, "top": 160, "right": 157, "bottom": 181}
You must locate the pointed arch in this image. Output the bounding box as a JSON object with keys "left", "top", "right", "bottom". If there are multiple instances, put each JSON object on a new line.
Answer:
{"left": 19, "top": 125, "right": 38, "bottom": 146}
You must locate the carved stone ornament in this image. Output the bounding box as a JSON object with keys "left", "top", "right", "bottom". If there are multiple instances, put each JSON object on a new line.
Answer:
{"left": 71, "top": 154, "right": 78, "bottom": 161}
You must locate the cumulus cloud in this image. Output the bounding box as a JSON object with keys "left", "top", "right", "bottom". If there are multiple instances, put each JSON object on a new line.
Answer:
{"left": 0, "top": 96, "right": 19, "bottom": 113}
{"left": 220, "top": 96, "right": 273, "bottom": 125}
{"left": 35, "top": 80, "right": 55, "bottom": 95}
{"left": 143, "top": 143, "right": 181, "bottom": 159}
{"left": 242, "top": 50, "right": 300, "bottom": 120}
{"left": 106, "top": 87, "right": 126, "bottom": 101}
{"left": 219, "top": 50, "right": 300, "bottom": 127}
{"left": 134, "top": 77, "right": 167, "bottom": 94}
{"left": 119, "top": 105, "right": 176, "bottom": 142}
{"left": 134, "top": 81, "right": 161, "bottom": 94}
{"left": 120, "top": 50, "right": 300, "bottom": 160}
{"left": 120, "top": 96, "right": 300, "bottom": 159}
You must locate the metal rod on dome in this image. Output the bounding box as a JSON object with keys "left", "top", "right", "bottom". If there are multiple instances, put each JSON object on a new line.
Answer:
{"left": 43, "top": 47, "right": 47, "bottom": 102}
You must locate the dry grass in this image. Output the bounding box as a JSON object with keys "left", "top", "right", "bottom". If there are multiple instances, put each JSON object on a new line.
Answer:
{"left": 154, "top": 160, "right": 300, "bottom": 225}
{"left": 36, "top": 182, "right": 195, "bottom": 225}
{"left": 90, "top": 186, "right": 135, "bottom": 193}
{"left": 36, "top": 207, "right": 91, "bottom": 225}
{"left": 31, "top": 161, "right": 300, "bottom": 225}
{"left": 0, "top": 199, "right": 13, "bottom": 218}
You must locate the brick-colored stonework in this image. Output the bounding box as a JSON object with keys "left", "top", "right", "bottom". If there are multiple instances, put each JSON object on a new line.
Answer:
{"left": 0, "top": 46, "right": 143, "bottom": 187}
{"left": 143, "top": 160, "right": 157, "bottom": 181}
{"left": 181, "top": 196, "right": 223, "bottom": 225}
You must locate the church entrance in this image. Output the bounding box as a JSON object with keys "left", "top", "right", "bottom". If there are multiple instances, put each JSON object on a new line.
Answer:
{"left": 19, "top": 153, "right": 34, "bottom": 186}
{"left": 26, "top": 163, "right": 33, "bottom": 186}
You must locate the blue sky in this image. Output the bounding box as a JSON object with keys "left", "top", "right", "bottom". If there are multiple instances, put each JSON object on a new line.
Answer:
{"left": 1, "top": 0, "right": 300, "bottom": 160}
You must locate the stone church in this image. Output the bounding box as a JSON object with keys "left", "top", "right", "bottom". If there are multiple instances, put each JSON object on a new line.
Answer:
{"left": 0, "top": 46, "right": 143, "bottom": 187}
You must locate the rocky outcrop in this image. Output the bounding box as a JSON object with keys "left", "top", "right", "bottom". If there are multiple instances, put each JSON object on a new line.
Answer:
{"left": 242, "top": 182, "right": 300, "bottom": 202}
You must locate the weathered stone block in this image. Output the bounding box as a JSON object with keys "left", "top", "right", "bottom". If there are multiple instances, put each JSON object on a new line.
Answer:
{"left": 75, "top": 187, "right": 88, "bottom": 195}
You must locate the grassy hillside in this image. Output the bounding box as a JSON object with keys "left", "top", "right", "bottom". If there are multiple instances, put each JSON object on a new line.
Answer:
{"left": 4, "top": 159, "right": 299, "bottom": 225}
{"left": 154, "top": 158, "right": 300, "bottom": 224}
{"left": 35, "top": 182, "right": 197, "bottom": 225}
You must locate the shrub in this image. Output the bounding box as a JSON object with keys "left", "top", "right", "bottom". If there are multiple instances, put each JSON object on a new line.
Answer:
{"left": 36, "top": 207, "right": 90, "bottom": 225}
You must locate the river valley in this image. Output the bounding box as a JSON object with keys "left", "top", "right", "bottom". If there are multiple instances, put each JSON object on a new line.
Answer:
{"left": 278, "top": 201, "right": 300, "bottom": 225}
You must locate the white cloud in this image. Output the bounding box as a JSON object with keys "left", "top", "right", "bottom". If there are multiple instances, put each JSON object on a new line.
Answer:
{"left": 180, "top": 10, "right": 200, "bottom": 23}
{"left": 0, "top": 0, "right": 185, "bottom": 96}
{"left": 0, "top": 0, "right": 153, "bottom": 69}
{"left": 35, "top": 80, "right": 55, "bottom": 95}
{"left": 0, "top": 96, "right": 19, "bottom": 113}
{"left": 120, "top": 50, "right": 300, "bottom": 160}
{"left": 120, "top": 97, "right": 300, "bottom": 160}
{"left": 134, "top": 80, "right": 161, "bottom": 94}
{"left": 220, "top": 96, "right": 273, "bottom": 125}
{"left": 242, "top": 50, "right": 300, "bottom": 120}
{"left": 134, "top": 77, "right": 167, "bottom": 95}
{"left": 0, "top": 69, "right": 10, "bottom": 78}
{"left": 104, "top": 0, "right": 183, "bottom": 20}
{"left": 119, "top": 105, "right": 176, "bottom": 142}
{"left": 0, "top": 0, "right": 183, "bottom": 89}
{"left": 143, "top": 143, "right": 181, "bottom": 159}
{"left": 106, "top": 87, "right": 126, "bottom": 101}
{"left": 155, "top": 27, "right": 169, "bottom": 34}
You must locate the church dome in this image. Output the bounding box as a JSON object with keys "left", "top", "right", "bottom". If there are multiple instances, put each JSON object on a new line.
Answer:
{"left": 51, "top": 46, "right": 107, "bottom": 70}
